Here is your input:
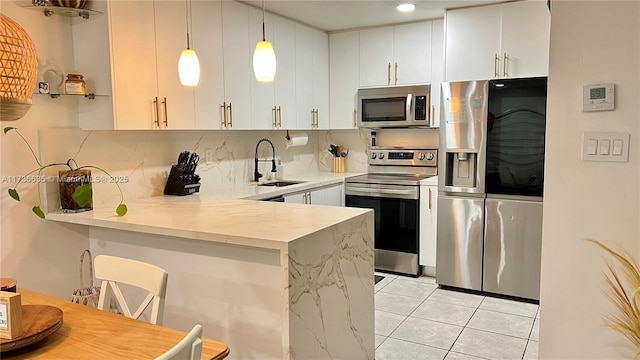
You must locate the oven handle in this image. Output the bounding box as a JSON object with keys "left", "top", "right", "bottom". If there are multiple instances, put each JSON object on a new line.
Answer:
{"left": 345, "top": 186, "right": 419, "bottom": 199}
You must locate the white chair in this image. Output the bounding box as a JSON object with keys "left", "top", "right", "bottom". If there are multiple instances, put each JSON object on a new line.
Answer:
{"left": 155, "top": 324, "right": 203, "bottom": 360}
{"left": 94, "top": 255, "right": 168, "bottom": 325}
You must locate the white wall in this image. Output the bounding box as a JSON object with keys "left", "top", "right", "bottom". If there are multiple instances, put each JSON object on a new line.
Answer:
{"left": 540, "top": 1, "right": 639, "bottom": 359}
{"left": 0, "top": 2, "right": 89, "bottom": 298}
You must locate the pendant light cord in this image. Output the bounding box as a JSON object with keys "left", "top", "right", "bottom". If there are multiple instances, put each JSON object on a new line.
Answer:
{"left": 262, "top": 0, "right": 266, "bottom": 41}
{"left": 184, "top": 0, "right": 192, "bottom": 50}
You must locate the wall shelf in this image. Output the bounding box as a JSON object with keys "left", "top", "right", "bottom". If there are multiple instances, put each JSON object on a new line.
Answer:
{"left": 35, "top": 93, "right": 106, "bottom": 99}
{"left": 20, "top": 5, "right": 102, "bottom": 19}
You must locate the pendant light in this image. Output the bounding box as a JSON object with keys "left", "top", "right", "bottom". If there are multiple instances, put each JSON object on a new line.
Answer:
{"left": 253, "top": 0, "right": 276, "bottom": 82}
{"left": 178, "top": 0, "right": 200, "bottom": 86}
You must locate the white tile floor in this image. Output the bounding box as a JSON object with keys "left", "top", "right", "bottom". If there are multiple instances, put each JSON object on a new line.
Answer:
{"left": 375, "top": 273, "right": 539, "bottom": 360}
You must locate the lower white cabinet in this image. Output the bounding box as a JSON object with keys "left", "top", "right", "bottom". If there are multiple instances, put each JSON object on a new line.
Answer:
{"left": 284, "top": 184, "right": 344, "bottom": 206}
{"left": 419, "top": 184, "right": 438, "bottom": 276}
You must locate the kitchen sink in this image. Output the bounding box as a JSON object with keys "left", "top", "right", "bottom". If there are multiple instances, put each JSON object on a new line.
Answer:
{"left": 258, "top": 180, "right": 305, "bottom": 187}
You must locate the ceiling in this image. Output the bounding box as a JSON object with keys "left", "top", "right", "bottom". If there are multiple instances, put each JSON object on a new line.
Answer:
{"left": 238, "top": 0, "right": 506, "bottom": 32}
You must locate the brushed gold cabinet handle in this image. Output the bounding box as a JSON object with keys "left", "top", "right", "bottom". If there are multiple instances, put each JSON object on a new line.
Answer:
{"left": 387, "top": 62, "right": 391, "bottom": 85}
{"left": 220, "top": 102, "right": 227, "bottom": 127}
{"left": 272, "top": 106, "right": 277, "bottom": 128}
{"left": 162, "top": 97, "right": 168, "bottom": 127}
{"left": 503, "top": 52, "right": 508, "bottom": 77}
{"left": 395, "top": 62, "right": 398, "bottom": 85}
{"left": 153, "top": 97, "right": 160, "bottom": 128}
{"left": 277, "top": 106, "right": 282, "bottom": 127}
{"left": 428, "top": 188, "right": 432, "bottom": 209}
{"left": 227, "top": 102, "right": 233, "bottom": 128}
{"left": 494, "top": 53, "right": 499, "bottom": 77}
{"left": 353, "top": 109, "right": 357, "bottom": 128}
{"left": 314, "top": 109, "right": 318, "bottom": 128}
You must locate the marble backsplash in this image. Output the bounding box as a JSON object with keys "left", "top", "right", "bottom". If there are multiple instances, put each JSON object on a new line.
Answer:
{"left": 37, "top": 128, "right": 371, "bottom": 213}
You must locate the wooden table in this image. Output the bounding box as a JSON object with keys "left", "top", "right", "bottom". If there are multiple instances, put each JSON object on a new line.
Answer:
{"left": 2, "top": 289, "right": 230, "bottom": 359}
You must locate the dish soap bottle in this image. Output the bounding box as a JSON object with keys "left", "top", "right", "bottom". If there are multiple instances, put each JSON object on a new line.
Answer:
{"left": 275, "top": 158, "right": 285, "bottom": 180}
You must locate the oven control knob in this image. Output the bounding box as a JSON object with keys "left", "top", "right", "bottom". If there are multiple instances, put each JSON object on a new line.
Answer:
{"left": 378, "top": 152, "right": 385, "bottom": 159}
{"left": 418, "top": 153, "right": 426, "bottom": 160}
{"left": 370, "top": 152, "right": 377, "bottom": 159}
{"left": 426, "top": 153, "right": 435, "bottom": 161}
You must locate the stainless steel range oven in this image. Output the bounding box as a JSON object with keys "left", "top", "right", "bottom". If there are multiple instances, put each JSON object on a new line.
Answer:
{"left": 345, "top": 147, "right": 437, "bottom": 276}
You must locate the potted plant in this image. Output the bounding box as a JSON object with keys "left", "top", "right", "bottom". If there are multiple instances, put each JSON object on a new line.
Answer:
{"left": 4, "top": 127, "right": 127, "bottom": 219}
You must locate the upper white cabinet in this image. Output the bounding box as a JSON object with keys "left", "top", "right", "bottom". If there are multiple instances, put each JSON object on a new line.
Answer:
{"left": 359, "top": 22, "right": 432, "bottom": 87}
{"left": 445, "top": 1, "right": 550, "bottom": 82}
{"left": 430, "top": 19, "right": 444, "bottom": 128}
{"left": 272, "top": 16, "right": 298, "bottom": 129}
{"left": 296, "top": 25, "right": 329, "bottom": 129}
{"left": 192, "top": 0, "right": 225, "bottom": 129}
{"left": 109, "top": 0, "right": 195, "bottom": 129}
{"left": 221, "top": 1, "right": 252, "bottom": 129}
{"left": 329, "top": 31, "right": 359, "bottom": 129}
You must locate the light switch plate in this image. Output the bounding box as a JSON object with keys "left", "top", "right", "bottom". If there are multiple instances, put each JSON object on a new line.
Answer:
{"left": 582, "top": 132, "right": 629, "bottom": 162}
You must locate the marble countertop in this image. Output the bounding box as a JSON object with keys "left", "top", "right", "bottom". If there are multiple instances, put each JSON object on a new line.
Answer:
{"left": 46, "top": 172, "right": 371, "bottom": 250}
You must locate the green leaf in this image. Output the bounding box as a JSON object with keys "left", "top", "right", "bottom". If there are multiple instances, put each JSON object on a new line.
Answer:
{"left": 8, "top": 188, "right": 20, "bottom": 201}
{"left": 3, "top": 127, "right": 15, "bottom": 134}
{"left": 116, "top": 203, "right": 128, "bottom": 217}
{"left": 32, "top": 206, "right": 45, "bottom": 219}
{"left": 72, "top": 184, "right": 93, "bottom": 207}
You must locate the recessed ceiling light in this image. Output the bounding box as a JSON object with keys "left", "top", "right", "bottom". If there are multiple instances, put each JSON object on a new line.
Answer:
{"left": 396, "top": 3, "right": 416, "bottom": 12}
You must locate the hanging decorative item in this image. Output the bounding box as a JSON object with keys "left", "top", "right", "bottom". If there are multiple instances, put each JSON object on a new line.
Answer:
{"left": 0, "top": 14, "right": 38, "bottom": 121}
{"left": 178, "top": 0, "right": 200, "bottom": 86}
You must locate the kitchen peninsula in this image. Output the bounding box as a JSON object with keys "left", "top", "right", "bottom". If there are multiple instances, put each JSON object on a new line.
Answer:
{"left": 46, "top": 184, "right": 374, "bottom": 359}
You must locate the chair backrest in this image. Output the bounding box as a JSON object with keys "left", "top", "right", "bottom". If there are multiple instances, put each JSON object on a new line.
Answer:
{"left": 94, "top": 255, "right": 168, "bottom": 325}
{"left": 155, "top": 324, "right": 203, "bottom": 360}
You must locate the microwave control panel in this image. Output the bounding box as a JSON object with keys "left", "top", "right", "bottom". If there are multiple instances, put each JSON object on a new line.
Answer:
{"left": 415, "top": 95, "right": 427, "bottom": 120}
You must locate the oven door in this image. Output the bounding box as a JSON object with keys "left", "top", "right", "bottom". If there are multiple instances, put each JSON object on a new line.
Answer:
{"left": 345, "top": 183, "right": 421, "bottom": 276}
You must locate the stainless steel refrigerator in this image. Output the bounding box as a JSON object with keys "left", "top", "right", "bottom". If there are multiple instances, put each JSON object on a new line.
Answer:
{"left": 436, "top": 78, "right": 546, "bottom": 300}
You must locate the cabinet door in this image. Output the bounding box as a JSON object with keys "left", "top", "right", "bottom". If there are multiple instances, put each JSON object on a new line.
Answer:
{"left": 284, "top": 192, "right": 306, "bottom": 204}
{"left": 312, "top": 29, "right": 329, "bottom": 129}
{"left": 329, "top": 31, "right": 359, "bottom": 129}
{"left": 249, "top": 7, "right": 275, "bottom": 130}
{"left": 192, "top": 0, "right": 225, "bottom": 129}
{"left": 295, "top": 24, "right": 314, "bottom": 129}
{"left": 430, "top": 19, "right": 444, "bottom": 128}
{"left": 393, "top": 22, "right": 432, "bottom": 86}
{"left": 445, "top": 5, "right": 501, "bottom": 82}
{"left": 273, "top": 16, "right": 297, "bottom": 129}
{"left": 318, "top": 184, "right": 344, "bottom": 207}
{"left": 221, "top": 1, "right": 252, "bottom": 129}
{"left": 154, "top": 0, "right": 195, "bottom": 129}
{"left": 108, "top": 1, "right": 159, "bottom": 129}
{"left": 500, "top": 1, "right": 550, "bottom": 78}
{"left": 359, "top": 26, "right": 394, "bottom": 87}
{"left": 419, "top": 185, "right": 437, "bottom": 272}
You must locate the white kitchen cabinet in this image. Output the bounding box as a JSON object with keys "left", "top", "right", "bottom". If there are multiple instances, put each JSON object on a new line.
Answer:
{"left": 296, "top": 24, "right": 329, "bottom": 129}
{"left": 430, "top": 19, "right": 444, "bottom": 128}
{"left": 284, "top": 184, "right": 344, "bottom": 207}
{"left": 419, "top": 184, "right": 438, "bottom": 276}
{"left": 329, "top": 31, "right": 359, "bottom": 129}
{"left": 221, "top": 1, "right": 252, "bottom": 129}
{"left": 192, "top": 0, "right": 225, "bottom": 129}
{"left": 445, "top": 0, "right": 550, "bottom": 82}
{"left": 108, "top": 0, "right": 195, "bottom": 129}
{"left": 359, "top": 22, "right": 432, "bottom": 88}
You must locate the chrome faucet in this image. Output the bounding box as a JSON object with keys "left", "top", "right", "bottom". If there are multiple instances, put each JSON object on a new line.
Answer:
{"left": 254, "top": 138, "right": 277, "bottom": 182}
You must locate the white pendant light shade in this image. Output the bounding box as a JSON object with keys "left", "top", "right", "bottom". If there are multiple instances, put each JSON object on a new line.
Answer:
{"left": 178, "top": 48, "right": 200, "bottom": 86}
{"left": 253, "top": 40, "right": 276, "bottom": 82}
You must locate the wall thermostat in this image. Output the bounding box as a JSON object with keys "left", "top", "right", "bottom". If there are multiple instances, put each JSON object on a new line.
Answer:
{"left": 583, "top": 83, "right": 614, "bottom": 112}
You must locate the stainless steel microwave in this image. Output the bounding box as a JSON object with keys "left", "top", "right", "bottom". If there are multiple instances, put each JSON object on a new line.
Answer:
{"left": 357, "top": 85, "right": 431, "bottom": 128}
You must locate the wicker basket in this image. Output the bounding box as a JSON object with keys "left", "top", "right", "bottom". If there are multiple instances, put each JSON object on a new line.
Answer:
{"left": 0, "top": 13, "right": 38, "bottom": 121}
{"left": 70, "top": 249, "right": 102, "bottom": 307}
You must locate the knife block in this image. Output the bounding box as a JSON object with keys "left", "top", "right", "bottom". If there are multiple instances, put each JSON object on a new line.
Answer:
{"left": 164, "top": 165, "right": 200, "bottom": 196}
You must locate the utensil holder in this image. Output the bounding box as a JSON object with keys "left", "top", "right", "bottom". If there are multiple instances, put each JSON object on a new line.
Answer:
{"left": 332, "top": 157, "right": 346, "bottom": 173}
{"left": 163, "top": 165, "right": 200, "bottom": 196}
